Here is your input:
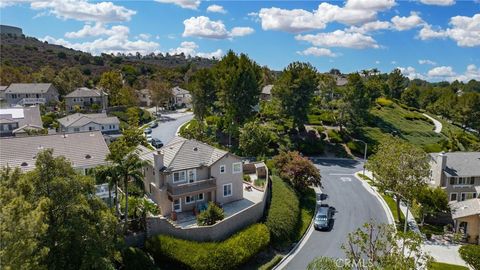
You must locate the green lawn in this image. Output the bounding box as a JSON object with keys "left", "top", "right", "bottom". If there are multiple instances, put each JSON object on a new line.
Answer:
{"left": 381, "top": 193, "right": 405, "bottom": 231}
{"left": 428, "top": 262, "right": 468, "bottom": 270}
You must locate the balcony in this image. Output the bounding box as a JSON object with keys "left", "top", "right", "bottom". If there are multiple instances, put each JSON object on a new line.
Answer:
{"left": 18, "top": 97, "right": 46, "bottom": 105}
{"left": 167, "top": 178, "right": 216, "bottom": 198}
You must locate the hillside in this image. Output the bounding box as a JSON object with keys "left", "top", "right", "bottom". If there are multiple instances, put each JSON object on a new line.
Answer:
{"left": 0, "top": 33, "right": 217, "bottom": 82}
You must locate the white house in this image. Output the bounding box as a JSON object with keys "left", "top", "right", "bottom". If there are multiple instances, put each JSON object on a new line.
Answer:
{"left": 57, "top": 113, "right": 120, "bottom": 134}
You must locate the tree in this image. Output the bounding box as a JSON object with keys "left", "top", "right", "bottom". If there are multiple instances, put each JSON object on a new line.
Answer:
{"left": 431, "top": 90, "right": 457, "bottom": 118}
{"left": 53, "top": 67, "right": 84, "bottom": 95}
{"left": 455, "top": 92, "right": 480, "bottom": 131}
{"left": 239, "top": 121, "right": 273, "bottom": 157}
{"left": 189, "top": 68, "right": 216, "bottom": 120}
{"left": 214, "top": 50, "right": 261, "bottom": 129}
{"left": 401, "top": 84, "right": 420, "bottom": 108}
{"left": 272, "top": 62, "right": 317, "bottom": 131}
{"left": 273, "top": 151, "right": 322, "bottom": 191}
{"left": 307, "top": 257, "right": 340, "bottom": 270}
{"left": 387, "top": 68, "right": 407, "bottom": 99}
{"left": 342, "top": 223, "right": 431, "bottom": 270}
{"left": 95, "top": 165, "right": 121, "bottom": 217}
{"left": 99, "top": 71, "right": 123, "bottom": 106}
{"left": 33, "top": 66, "right": 56, "bottom": 83}
{"left": 416, "top": 186, "right": 449, "bottom": 226}
{"left": 197, "top": 202, "right": 225, "bottom": 226}
{"left": 148, "top": 79, "right": 172, "bottom": 112}
{"left": 366, "top": 137, "right": 430, "bottom": 221}
{"left": 343, "top": 73, "right": 371, "bottom": 126}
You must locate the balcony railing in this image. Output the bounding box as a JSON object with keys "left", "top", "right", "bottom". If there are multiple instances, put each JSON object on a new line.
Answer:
{"left": 167, "top": 177, "right": 216, "bottom": 197}
{"left": 18, "top": 97, "right": 46, "bottom": 105}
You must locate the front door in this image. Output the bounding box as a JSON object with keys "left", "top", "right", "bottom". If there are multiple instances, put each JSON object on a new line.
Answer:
{"left": 173, "top": 199, "right": 181, "bottom": 212}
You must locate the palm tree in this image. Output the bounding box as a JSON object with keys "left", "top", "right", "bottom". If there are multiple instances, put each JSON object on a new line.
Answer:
{"left": 95, "top": 165, "right": 121, "bottom": 217}
{"left": 113, "top": 151, "right": 149, "bottom": 232}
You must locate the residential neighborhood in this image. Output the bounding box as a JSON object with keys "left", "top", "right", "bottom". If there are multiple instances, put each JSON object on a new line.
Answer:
{"left": 1, "top": 1, "right": 480, "bottom": 270}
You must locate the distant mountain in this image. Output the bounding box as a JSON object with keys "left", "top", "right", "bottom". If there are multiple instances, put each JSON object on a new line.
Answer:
{"left": 0, "top": 33, "right": 217, "bottom": 78}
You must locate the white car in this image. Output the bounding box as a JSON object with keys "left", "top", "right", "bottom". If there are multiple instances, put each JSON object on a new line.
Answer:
{"left": 145, "top": 133, "right": 153, "bottom": 143}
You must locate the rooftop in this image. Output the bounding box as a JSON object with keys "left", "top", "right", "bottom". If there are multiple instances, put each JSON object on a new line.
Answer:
{"left": 65, "top": 87, "right": 107, "bottom": 98}
{"left": 0, "top": 106, "right": 43, "bottom": 128}
{"left": 172, "top": 86, "right": 190, "bottom": 96}
{"left": 5, "top": 83, "right": 54, "bottom": 94}
{"left": 450, "top": 198, "right": 480, "bottom": 219}
{"left": 57, "top": 113, "right": 119, "bottom": 128}
{"left": 261, "top": 84, "right": 273, "bottom": 95}
{"left": 0, "top": 131, "right": 110, "bottom": 171}
{"left": 431, "top": 152, "right": 480, "bottom": 177}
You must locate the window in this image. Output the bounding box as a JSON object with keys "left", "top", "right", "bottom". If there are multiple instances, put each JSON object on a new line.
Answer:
{"left": 101, "top": 126, "right": 105, "bottom": 130}
{"left": 449, "top": 178, "right": 455, "bottom": 185}
{"left": 220, "top": 165, "right": 226, "bottom": 174}
{"left": 450, "top": 193, "right": 457, "bottom": 201}
{"left": 188, "top": 169, "right": 196, "bottom": 183}
{"left": 469, "top": 177, "right": 475, "bottom": 185}
{"left": 467, "top": 193, "right": 476, "bottom": 200}
{"left": 172, "top": 199, "right": 181, "bottom": 212}
{"left": 173, "top": 171, "right": 186, "bottom": 183}
{"left": 185, "top": 193, "right": 204, "bottom": 204}
{"left": 223, "top": 183, "right": 232, "bottom": 197}
{"left": 232, "top": 162, "right": 242, "bottom": 174}
{"left": 74, "top": 128, "right": 80, "bottom": 132}
{"left": 197, "top": 193, "right": 204, "bottom": 201}
{"left": 460, "top": 193, "right": 466, "bottom": 201}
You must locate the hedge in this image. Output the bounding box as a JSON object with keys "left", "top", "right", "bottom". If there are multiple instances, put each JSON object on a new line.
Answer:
{"left": 122, "top": 247, "right": 156, "bottom": 270}
{"left": 459, "top": 245, "right": 480, "bottom": 270}
{"left": 266, "top": 176, "right": 300, "bottom": 247}
{"left": 146, "top": 224, "right": 270, "bottom": 270}
{"left": 376, "top": 97, "right": 393, "bottom": 107}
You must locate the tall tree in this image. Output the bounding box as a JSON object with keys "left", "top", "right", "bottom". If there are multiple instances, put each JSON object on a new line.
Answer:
{"left": 99, "top": 70, "right": 123, "bottom": 106}
{"left": 272, "top": 62, "right": 317, "bottom": 131}
{"left": 401, "top": 84, "right": 421, "bottom": 108}
{"left": 239, "top": 121, "right": 273, "bottom": 157}
{"left": 33, "top": 66, "right": 56, "bottom": 83}
{"left": 367, "top": 137, "right": 430, "bottom": 221}
{"left": 214, "top": 50, "right": 261, "bottom": 129}
{"left": 148, "top": 79, "right": 172, "bottom": 112}
{"left": 53, "top": 67, "right": 84, "bottom": 95}
{"left": 344, "top": 73, "right": 370, "bottom": 126}
{"left": 455, "top": 92, "right": 480, "bottom": 131}
{"left": 387, "top": 68, "right": 407, "bottom": 99}
{"left": 417, "top": 186, "right": 449, "bottom": 225}
{"left": 189, "top": 68, "right": 216, "bottom": 120}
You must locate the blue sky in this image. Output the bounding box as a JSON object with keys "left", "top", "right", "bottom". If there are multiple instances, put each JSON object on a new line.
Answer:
{"left": 1, "top": 0, "right": 479, "bottom": 81}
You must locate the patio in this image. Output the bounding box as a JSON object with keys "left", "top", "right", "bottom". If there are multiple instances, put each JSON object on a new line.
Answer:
{"left": 170, "top": 183, "right": 264, "bottom": 229}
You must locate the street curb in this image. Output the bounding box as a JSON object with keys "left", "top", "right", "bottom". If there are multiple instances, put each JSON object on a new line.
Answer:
{"left": 354, "top": 171, "right": 395, "bottom": 227}
{"left": 175, "top": 118, "right": 192, "bottom": 136}
{"left": 272, "top": 187, "right": 321, "bottom": 270}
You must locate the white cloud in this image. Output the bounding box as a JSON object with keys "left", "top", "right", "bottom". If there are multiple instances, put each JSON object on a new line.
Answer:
{"left": 418, "top": 59, "right": 437, "bottom": 65}
{"left": 375, "top": 60, "right": 380, "bottom": 64}
{"left": 183, "top": 16, "right": 254, "bottom": 39}
{"left": 64, "top": 22, "right": 118, "bottom": 38}
{"left": 207, "top": 4, "right": 226, "bottom": 14}
{"left": 27, "top": 0, "right": 136, "bottom": 23}
{"left": 169, "top": 41, "right": 223, "bottom": 59}
{"left": 454, "top": 64, "right": 480, "bottom": 82}
{"left": 419, "top": 14, "right": 480, "bottom": 47}
{"left": 155, "top": 0, "right": 200, "bottom": 9}
{"left": 257, "top": 0, "right": 396, "bottom": 33}
{"left": 295, "top": 30, "right": 379, "bottom": 49}
{"left": 346, "top": 20, "right": 391, "bottom": 33}
{"left": 398, "top": 66, "right": 426, "bottom": 80}
{"left": 391, "top": 11, "right": 424, "bottom": 31}
{"left": 138, "top": 33, "right": 151, "bottom": 40}
{"left": 297, "top": 47, "right": 338, "bottom": 57}
{"left": 42, "top": 25, "right": 159, "bottom": 55}
{"left": 419, "top": 0, "right": 455, "bottom": 6}
{"left": 427, "top": 66, "right": 456, "bottom": 77}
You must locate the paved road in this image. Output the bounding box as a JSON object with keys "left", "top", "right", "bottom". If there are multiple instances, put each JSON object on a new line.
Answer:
{"left": 423, "top": 113, "right": 442, "bottom": 133}
{"left": 150, "top": 113, "right": 193, "bottom": 144}
{"left": 284, "top": 158, "right": 389, "bottom": 270}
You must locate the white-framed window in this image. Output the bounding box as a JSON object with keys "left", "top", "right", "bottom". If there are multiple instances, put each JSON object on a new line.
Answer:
{"left": 223, "top": 183, "right": 232, "bottom": 197}
{"left": 220, "top": 165, "right": 226, "bottom": 174}
{"left": 173, "top": 171, "right": 186, "bottom": 183}
{"left": 232, "top": 162, "right": 242, "bottom": 174}
{"left": 450, "top": 193, "right": 457, "bottom": 201}
{"left": 197, "top": 193, "right": 204, "bottom": 201}
{"left": 188, "top": 169, "right": 196, "bottom": 183}
{"left": 185, "top": 193, "right": 204, "bottom": 204}
{"left": 460, "top": 192, "right": 466, "bottom": 201}
{"left": 172, "top": 199, "right": 181, "bottom": 212}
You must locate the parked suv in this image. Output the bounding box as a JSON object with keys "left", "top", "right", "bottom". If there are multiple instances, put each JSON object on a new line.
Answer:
{"left": 314, "top": 204, "right": 335, "bottom": 231}
{"left": 151, "top": 138, "right": 164, "bottom": 149}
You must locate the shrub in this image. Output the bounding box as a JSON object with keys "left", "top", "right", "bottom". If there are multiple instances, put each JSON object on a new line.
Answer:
{"left": 146, "top": 224, "right": 270, "bottom": 270}
{"left": 197, "top": 202, "right": 224, "bottom": 226}
{"left": 404, "top": 112, "right": 427, "bottom": 121}
{"left": 307, "top": 114, "right": 322, "bottom": 125}
{"left": 254, "top": 178, "right": 266, "bottom": 188}
{"left": 243, "top": 174, "right": 252, "bottom": 182}
{"left": 259, "top": 255, "right": 283, "bottom": 270}
{"left": 57, "top": 51, "right": 66, "bottom": 59}
{"left": 376, "top": 97, "right": 393, "bottom": 107}
{"left": 327, "top": 129, "right": 343, "bottom": 143}
{"left": 298, "top": 131, "right": 324, "bottom": 155}
{"left": 347, "top": 140, "right": 365, "bottom": 156}
{"left": 122, "top": 247, "right": 156, "bottom": 270}
{"left": 205, "top": 115, "right": 221, "bottom": 126}
{"left": 459, "top": 245, "right": 480, "bottom": 270}
{"left": 318, "top": 111, "right": 336, "bottom": 125}
{"left": 266, "top": 176, "right": 300, "bottom": 246}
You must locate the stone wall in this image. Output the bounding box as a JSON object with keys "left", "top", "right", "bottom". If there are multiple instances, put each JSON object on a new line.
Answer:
{"left": 145, "top": 177, "right": 270, "bottom": 242}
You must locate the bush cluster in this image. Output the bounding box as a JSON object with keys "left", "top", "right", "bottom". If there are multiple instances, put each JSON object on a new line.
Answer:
{"left": 376, "top": 97, "right": 393, "bottom": 107}
{"left": 265, "top": 176, "right": 300, "bottom": 246}
{"left": 404, "top": 112, "right": 427, "bottom": 121}
{"left": 122, "top": 247, "right": 156, "bottom": 270}
{"left": 327, "top": 129, "right": 343, "bottom": 143}
{"left": 196, "top": 202, "right": 225, "bottom": 226}
{"left": 146, "top": 224, "right": 270, "bottom": 270}
{"left": 459, "top": 245, "right": 480, "bottom": 270}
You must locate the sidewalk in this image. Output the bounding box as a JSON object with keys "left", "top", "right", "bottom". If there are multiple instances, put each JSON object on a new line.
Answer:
{"left": 399, "top": 201, "right": 421, "bottom": 235}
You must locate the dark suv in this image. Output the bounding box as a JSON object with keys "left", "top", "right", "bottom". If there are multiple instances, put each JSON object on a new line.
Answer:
{"left": 151, "top": 138, "right": 164, "bottom": 149}
{"left": 314, "top": 204, "right": 335, "bottom": 231}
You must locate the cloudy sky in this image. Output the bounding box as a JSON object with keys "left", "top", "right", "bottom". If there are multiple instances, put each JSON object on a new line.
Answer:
{"left": 1, "top": 0, "right": 479, "bottom": 81}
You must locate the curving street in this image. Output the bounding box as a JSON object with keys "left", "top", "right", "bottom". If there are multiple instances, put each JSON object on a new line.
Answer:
{"left": 282, "top": 158, "right": 389, "bottom": 270}
{"left": 150, "top": 112, "right": 193, "bottom": 144}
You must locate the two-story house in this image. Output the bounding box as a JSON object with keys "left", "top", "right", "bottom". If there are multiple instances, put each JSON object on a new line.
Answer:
{"left": 137, "top": 137, "right": 243, "bottom": 217}
{"left": 57, "top": 113, "right": 120, "bottom": 134}
{"left": 5, "top": 83, "right": 59, "bottom": 106}
{"left": 0, "top": 106, "right": 43, "bottom": 137}
{"left": 64, "top": 87, "right": 108, "bottom": 112}
{"left": 171, "top": 86, "right": 192, "bottom": 108}
{"left": 429, "top": 152, "right": 480, "bottom": 202}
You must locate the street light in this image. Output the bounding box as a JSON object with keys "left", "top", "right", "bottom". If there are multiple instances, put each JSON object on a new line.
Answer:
{"left": 386, "top": 190, "right": 410, "bottom": 255}
{"left": 353, "top": 139, "right": 368, "bottom": 175}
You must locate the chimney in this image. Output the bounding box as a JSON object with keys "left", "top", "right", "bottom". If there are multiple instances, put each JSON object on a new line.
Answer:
{"left": 439, "top": 151, "right": 447, "bottom": 170}
{"left": 154, "top": 150, "right": 164, "bottom": 170}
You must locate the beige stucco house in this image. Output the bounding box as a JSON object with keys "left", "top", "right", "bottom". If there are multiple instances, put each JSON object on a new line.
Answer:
{"left": 450, "top": 198, "right": 480, "bottom": 244}
{"left": 429, "top": 152, "right": 480, "bottom": 202}
{"left": 64, "top": 87, "right": 108, "bottom": 112}
{"left": 137, "top": 137, "right": 243, "bottom": 217}
{"left": 5, "top": 83, "right": 59, "bottom": 106}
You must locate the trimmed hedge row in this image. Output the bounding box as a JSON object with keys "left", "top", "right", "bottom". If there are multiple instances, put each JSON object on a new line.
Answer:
{"left": 459, "top": 245, "right": 480, "bottom": 270}
{"left": 146, "top": 224, "right": 270, "bottom": 270}
{"left": 265, "top": 176, "right": 300, "bottom": 246}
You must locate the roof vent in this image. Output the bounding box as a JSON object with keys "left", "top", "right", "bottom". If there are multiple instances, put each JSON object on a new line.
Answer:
{"left": 21, "top": 162, "right": 28, "bottom": 167}
{"left": 193, "top": 147, "right": 198, "bottom": 151}
{"left": 37, "top": 145, "right": 44, "bottom": 150}
{"left": 85, "top": 154, "right": 92, "bottom": 159}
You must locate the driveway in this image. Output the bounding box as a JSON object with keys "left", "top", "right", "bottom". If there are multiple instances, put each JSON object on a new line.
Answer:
{"left": 282, "top": 158, "right": 389, "bottom": 270}
{"left": 150, "top": 111, "right": 193, "bottom": 144}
